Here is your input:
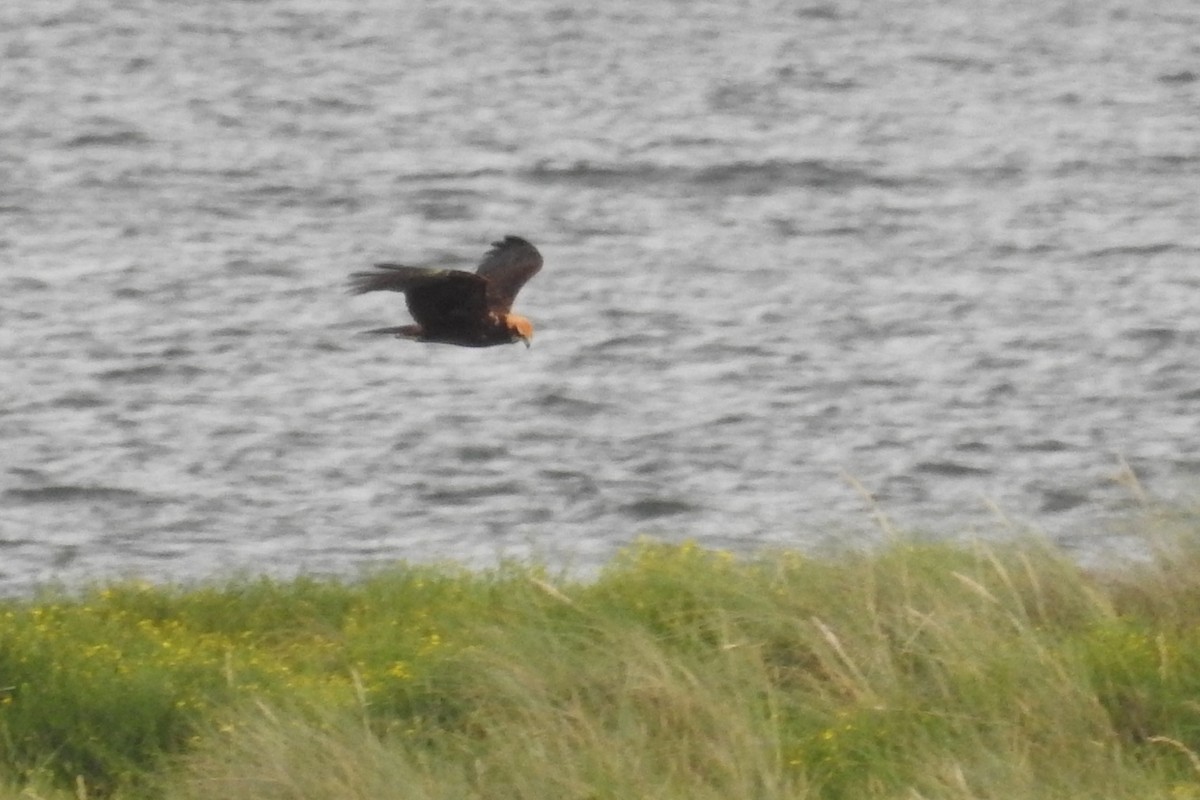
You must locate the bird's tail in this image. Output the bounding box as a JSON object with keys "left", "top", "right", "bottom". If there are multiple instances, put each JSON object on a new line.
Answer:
{"left": 360, "top": 325, "right": 422, "bottom": 339}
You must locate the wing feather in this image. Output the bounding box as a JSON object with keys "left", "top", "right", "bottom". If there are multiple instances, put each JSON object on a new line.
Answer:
{"left": 474, "top": 235, "right": 543, "bottom": 312}
{"left": 348, "top": 265, "right": 489, "bottom": 330}
{"left": 348, "top": 264, "right": 440, "bottom": 295}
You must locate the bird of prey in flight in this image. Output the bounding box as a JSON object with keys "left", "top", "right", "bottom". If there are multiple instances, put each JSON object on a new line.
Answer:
{"left": 349, "top": 235, "right": 542, "bottom": 348}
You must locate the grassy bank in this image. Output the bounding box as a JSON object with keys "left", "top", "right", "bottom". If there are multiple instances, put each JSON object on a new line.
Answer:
{"left": 3, "top": 515, "right": 1200, "bottom": 799}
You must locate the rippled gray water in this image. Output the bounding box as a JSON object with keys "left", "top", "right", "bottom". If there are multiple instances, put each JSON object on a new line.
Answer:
{"left": 2, "top": 0, "right": 1198, "bottom": 594}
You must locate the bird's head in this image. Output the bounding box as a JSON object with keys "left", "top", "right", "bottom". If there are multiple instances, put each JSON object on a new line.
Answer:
{"left": 506, "top": 314, "right": 534, "bottom": 348}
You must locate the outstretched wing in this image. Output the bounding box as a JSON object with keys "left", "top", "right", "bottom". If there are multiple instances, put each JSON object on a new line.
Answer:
{"left": 474, "top": 235, "right": 543, "bottom": 313}
{"left": 349, "top": 265, "right": 490, "bottom": 330}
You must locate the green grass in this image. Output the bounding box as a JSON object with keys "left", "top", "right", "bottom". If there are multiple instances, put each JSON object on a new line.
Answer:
{"left": 4, "top": 513, "right": 1200, "bottom": 799}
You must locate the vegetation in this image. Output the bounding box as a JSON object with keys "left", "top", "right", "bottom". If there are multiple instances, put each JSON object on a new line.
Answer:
{"left": 3, "top": 512, "right": 1200, "bottom": 799}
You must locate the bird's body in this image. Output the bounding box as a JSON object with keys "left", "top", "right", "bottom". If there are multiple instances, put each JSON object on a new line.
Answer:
{"left": 349, "top": 235, "right": 542, "bottom": 348}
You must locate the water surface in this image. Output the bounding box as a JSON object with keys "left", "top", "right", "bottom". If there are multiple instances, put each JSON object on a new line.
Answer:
{"left": 1, "top": 0, "right": 1198, "bottom": 593}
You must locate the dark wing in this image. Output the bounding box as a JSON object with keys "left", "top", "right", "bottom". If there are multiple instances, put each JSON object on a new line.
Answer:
{"left": 349, "top": 265, "right": 490, "bottom": 330}
{"left": 474, "top": 235, "right": 543, "bottom": 312}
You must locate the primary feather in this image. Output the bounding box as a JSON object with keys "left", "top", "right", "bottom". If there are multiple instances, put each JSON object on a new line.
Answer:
{"left": 474, "top": 235, "right": 543, "bottom": 312}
